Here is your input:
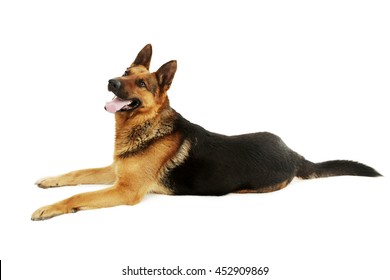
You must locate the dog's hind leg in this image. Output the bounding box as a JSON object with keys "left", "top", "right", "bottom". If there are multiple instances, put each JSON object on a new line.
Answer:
{"left": 236, "top": 178, "right": 293, "bottom": 194}
{"left": 36, "top": 164, "right": 116, "bottom": 188}
{"left": 256, "top": 179, "right": 292, "bottom": 193}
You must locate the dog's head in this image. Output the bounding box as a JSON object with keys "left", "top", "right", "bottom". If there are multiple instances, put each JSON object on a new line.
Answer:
{"left": 105, "top": 44, "right": 177, "bottom": 117}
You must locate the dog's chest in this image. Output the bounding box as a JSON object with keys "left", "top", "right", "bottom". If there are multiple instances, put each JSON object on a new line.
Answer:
{"left": 113, "top": 132, "right": 185, "bottom": 194}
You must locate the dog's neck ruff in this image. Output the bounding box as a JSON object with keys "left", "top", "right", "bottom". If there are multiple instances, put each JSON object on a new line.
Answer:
{"left": 114, "top": 109, "right": 177, "bottom": 159}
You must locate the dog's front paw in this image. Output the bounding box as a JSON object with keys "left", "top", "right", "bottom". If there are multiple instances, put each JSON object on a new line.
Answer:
{"left": 35, "top": 176, "right": 63, "bottom": 188}
{"left": 31, "top": 204, "right": 71, "bottom": 221}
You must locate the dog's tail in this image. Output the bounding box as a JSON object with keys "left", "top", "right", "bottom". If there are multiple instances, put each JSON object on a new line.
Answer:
{"left": 296, "top": 159, "right": 382, "bottom": 179}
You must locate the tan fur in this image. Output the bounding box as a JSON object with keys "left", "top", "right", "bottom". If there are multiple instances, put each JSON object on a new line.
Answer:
{"left": 32, "top": 130, "right": 183, "bottom": 220}
{"left": 114, "top": 107, "right": 175, "bottom": 158}
{"left": 36, "top": 165, "right": 116, "bottom": 188}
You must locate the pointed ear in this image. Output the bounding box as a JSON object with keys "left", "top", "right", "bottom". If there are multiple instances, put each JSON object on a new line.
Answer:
{"left": 156, "top": 60, "right": 177, "bottom": 91}
{"left": 131, "top": 44, "right": 152, "bottom": 70}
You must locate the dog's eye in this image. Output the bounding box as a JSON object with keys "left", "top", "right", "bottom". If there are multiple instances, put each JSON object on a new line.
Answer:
{"left": 122, "top": 70, "right": 129, "bottom": 76}
{"left": 137, "top": 79, "right": 146, "bottom": 88}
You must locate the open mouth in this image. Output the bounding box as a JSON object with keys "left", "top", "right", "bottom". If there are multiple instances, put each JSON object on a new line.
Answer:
{"left": 105, "top": 96, "right": 141, "bottom": 113}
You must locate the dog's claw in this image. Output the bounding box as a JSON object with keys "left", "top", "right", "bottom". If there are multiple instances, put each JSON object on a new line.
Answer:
{"left": 35, "top": 177, "right": 61, "bottom": 188}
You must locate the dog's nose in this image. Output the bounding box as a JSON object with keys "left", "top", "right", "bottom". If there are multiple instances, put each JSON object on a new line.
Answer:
{"left": 108, "top": 79, "right": 121, "bottom": 92}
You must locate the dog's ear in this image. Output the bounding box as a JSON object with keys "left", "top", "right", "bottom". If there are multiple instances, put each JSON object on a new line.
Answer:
{"left": 131, "top": 44, "right": 152, "bottom": 70}
{"left": 156, "top": 60, "right": 177, "bottom": 92}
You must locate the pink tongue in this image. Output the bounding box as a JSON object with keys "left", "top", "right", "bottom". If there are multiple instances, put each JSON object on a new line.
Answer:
{"left": 105, "top": 97, "right": 131, "bottom": 113}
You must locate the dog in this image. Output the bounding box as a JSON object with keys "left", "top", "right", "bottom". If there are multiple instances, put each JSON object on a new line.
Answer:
{"left": 31, "top": 44, "right": 381, "bottom": 221}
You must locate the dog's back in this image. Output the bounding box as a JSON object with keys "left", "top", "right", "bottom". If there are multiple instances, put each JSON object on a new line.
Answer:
{"left": 165, "top": 114, "right": 306, "bottom": 195}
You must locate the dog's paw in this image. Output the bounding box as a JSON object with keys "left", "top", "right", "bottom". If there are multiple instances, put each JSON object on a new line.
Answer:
{"left": 31, "top": 204, "right": 70, "bottom": 221}
{"left": 35, "top": 176, "right": 62, "bottom": 188}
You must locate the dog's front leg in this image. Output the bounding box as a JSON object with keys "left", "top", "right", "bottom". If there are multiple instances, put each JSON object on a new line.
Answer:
{"left": 31, "top": 182, "right": 147, "bottom": 221}
{"left": 36, "top": 164, "right": 116, "bottom": 188}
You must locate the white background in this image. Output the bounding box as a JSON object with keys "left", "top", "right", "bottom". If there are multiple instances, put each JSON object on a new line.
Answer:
{"left": 0, "top": 0, "right": 389, "bottom": 279}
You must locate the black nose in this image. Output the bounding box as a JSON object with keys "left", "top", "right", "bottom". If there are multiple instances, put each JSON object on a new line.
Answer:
{"left": 108, "top": 79, "right": 121, "bottom": 92}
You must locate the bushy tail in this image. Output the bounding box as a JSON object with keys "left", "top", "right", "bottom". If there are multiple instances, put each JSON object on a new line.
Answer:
{"left": 297, "top": 159, "right": 382, "bottom": 179}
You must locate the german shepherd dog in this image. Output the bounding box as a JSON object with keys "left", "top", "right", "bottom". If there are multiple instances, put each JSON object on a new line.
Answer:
{"left": 32, "top": 44, "right": 381, "bottom": 220}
